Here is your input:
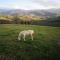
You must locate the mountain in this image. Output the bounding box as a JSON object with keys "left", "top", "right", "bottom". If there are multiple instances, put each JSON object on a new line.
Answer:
{"left": 28, "top": 10, "right": 56, "bottom": 17}
{"left": 45, "top": 8, "right": 60, "bottom": 14}
{"left": 0, "top": 8, "right": 60, "bottom": 17}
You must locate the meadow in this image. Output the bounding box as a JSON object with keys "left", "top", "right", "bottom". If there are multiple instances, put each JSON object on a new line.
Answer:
{"left": 0, "top": 24, "right": 60, "bottom": 60}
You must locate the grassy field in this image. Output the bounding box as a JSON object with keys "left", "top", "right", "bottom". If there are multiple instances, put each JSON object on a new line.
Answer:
{"left": 0, "top": 24, "right": 60, "bottom": 60}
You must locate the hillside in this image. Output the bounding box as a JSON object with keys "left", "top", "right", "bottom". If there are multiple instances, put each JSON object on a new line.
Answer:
{"left": 0, "top": 8, "right": 60, "bottom": 26}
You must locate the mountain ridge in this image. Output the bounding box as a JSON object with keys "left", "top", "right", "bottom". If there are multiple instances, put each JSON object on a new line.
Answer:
{"left": 0, "top": 8, "right": 60, "bottom": 17}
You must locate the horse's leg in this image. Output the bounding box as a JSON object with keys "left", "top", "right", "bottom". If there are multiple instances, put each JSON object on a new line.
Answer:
{"left": 18, "top": 34, "right": 21, "bottom": 40}
{"left": 31, "top": 34, "right": 33, "bottom": 40}
{"left": 23, "top": 34, "right": 25, "bottom": 41}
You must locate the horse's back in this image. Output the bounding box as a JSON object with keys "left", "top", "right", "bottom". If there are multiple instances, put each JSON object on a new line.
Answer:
{"left": 27, "top": 30, "right": 34, "bottom": 33}
{"left": 19, "top": 30, "right": 34, "bottom": 35}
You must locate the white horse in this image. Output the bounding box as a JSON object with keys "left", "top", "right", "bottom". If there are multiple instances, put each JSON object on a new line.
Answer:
{"left": 18, "top": 30, "right": 35, "bottom": 41}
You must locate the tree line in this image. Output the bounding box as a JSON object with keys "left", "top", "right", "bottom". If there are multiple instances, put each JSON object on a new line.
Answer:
{"left": 0, "top": 15, "right": 60, "bottom": 27}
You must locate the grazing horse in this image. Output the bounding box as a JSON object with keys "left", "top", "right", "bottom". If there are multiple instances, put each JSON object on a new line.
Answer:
{"left": 18, "top": 30, "right": 35, "bottom": 41}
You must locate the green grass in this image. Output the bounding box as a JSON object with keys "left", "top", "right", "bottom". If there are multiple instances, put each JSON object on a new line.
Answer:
{"left": 0, "top": 24, "right": 60, "bottom": 60}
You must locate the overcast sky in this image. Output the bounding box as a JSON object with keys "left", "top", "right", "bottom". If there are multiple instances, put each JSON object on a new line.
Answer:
{"left": 0, "top": 0, "right": 60, "bottom": 10}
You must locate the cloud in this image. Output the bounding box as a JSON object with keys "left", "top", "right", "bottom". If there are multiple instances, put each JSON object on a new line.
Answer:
{"left": 0, "top": 0, "right": 60, "bottom": 10}
{"left": 0, "top": 1, "right": 47, "bottom": 10}
{"left": 32, "top": 0, "right": 60, "bottom": 8}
